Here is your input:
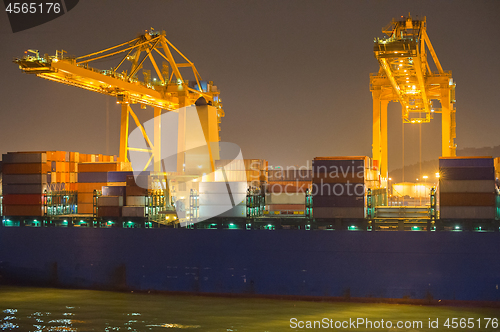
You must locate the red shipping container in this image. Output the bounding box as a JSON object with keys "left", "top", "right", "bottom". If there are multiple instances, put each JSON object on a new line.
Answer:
{"left": 2, "top": 163, "right": 50, "bottom": 174}
{"left": 3, "top": 204, "right": 43, "bottom": 216}
{"left": 97, "top": 206, "right": 121, "bottom": 217}
{"left": 2, "top": 194, "right": 43, "bottom": 205}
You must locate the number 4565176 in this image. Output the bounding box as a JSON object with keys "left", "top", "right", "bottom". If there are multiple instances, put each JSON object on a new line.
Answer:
{"left": 5, "top": 3, "right": 61, "bottom": 14}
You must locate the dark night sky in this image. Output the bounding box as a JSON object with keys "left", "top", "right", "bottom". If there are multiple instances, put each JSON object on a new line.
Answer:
{"left": 0, "top": 0, "right": 499, "bottom": 170}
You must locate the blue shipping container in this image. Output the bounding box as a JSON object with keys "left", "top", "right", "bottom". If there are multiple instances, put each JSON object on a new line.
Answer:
{"left": 107, "top": 171, "right": 134, "bottom": 183}
{"left": 439, "top": 167, "right": 495, "bottom": 181}
{"left": 439, "top": 158, "right": 494, "bottom": 168}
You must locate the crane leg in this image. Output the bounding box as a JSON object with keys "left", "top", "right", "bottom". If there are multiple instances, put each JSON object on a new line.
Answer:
{"left": 372, "top": 92, "right": 389, "bottom": 179}
{"left": 154, "top": 107, "right": 162, "bottom": 172}
{"left": 119, "top": 103, "right": 129, "bottom": 162}
{"left": 441, "top": 87, "right": 454, "bottom": 157}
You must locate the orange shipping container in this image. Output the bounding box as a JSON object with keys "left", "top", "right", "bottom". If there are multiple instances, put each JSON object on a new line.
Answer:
{"left": 78, "top": 192, "right": 95, "bottom": 204}
{"left": 78, "top": 203, "right": 94, "bottom": 214}
{"left": 77, "top": 182, "right": 108, "bottom": 193}
{"left": 78, "top": 162, "right": 119, "bottom": 173}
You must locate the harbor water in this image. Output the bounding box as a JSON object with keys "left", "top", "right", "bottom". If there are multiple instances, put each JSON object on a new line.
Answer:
{"left": 0, "top": 286, "right": 499, "bottom": 331}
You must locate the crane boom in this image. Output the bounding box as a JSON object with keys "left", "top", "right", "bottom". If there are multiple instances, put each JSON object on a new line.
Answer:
{"left": 14, "top": 29, "right": 224, "bottom": 172}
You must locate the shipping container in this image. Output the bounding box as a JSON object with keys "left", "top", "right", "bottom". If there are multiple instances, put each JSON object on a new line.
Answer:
{"left": 267, "top": 169, "right": 312, "bottom": 181}
{"left": 125, "top": 196, "right": 146, "bottom": 206}
{"left": 102, "top": 186, "right": 126, "bottom": 197}
{"left": 78, "top": 203, "right": 94, "bottom": 214}
{"left": 78, "top": 162, "right": 119, "bottom": 173}
{"left": 199, "top": 181, "right": 248, "bottom": 194}
{"left": 107, "top": 171, "right": 134, "bottom": 183}
{"left": 122, "top": 206, "right": 145, "bottom": 217}
{"left": 266, "top": 192, "right": 306, "bottom": 205}
{"left": 439, "top": 167, "right": 495, "bottom": 181}
{"left": 199, "top": 204, "right": 246, "bottom": 218}
{"left": 126, "top": 186, "right": 149, "bottom": 197}
{"left": 2, "top": 163, "right": 50, "bottom": 174}
{"left": 2, "top": 153, "right": 47, "bottom": 164}
{"left": 312, "top": 172, "right": 365, "bottom": 184}
{"left": 97, "top": 196, "right": 124, "bottom": 207}
{"left": 97, "top": 206, "right": 121, "bottom": 217}
{"left": 266, "top": 183, "right": 308, "bottom": 194}
{"left": 78, "top": 172, "right": 109, "bottom": 183}
{"left": 2, "top": 174, "right": 47, "bottom": 185}
{"left": 2, "top": 184, "right": 47, "bottom": 195}
{"left": 3, "top": 204, "right": 43, "bottom": 216}
{"left": 77, "top": 182, "right": 108, "bottom": 193}
{"left": 439, "top": 192, "right": 496, "bottom": 207}
{"left": 311, "top": 183, "right": 365, "bottom": 197}
{"left": 199, "top": 193, "right": 247, "bottom": 206}
{"left": 2, "top": 194, "right": 43, "bottom": 205}
{"left": 439, "top": 180, "right": 495, "bottom": 193}
{"left": 439, "top": 206, "right": 496, "bottom": 219}
{"left": 267, "top": 181, "right": 311, "bottom": 191}
{"left": 313, "top": 195, "right": 365, "bottom": 208}
{"left": 77, "top": 193, "right": 94, "bottom": 205}
{"left": 439, "top": 157, "right": 494, "bottom": 168}
{"left": 313, "top": 207, "right": 365, "bottom": 219}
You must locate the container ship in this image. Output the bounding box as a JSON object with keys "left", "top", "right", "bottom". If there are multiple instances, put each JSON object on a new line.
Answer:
{"left": 1, "top": 15, "right": 500, "bottom": 305}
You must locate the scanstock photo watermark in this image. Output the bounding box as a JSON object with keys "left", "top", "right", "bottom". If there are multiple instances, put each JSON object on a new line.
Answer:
{"left": 289, "top": 317, "right": 499, "bottom": 329}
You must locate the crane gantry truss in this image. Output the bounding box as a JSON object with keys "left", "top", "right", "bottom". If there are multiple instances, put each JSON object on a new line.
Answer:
{"left": 15, "top": 29, "right": 224, "bottom": 172}
{"left": 370, "top": 15, "right": 456, "bottom": 180}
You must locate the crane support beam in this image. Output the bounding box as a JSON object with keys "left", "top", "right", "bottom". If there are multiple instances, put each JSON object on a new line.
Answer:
{"left": 119, "top": 104, "right": 129, "bottom": 162}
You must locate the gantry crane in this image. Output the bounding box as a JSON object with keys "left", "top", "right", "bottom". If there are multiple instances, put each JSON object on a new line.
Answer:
{"left": 14, "top": 29, "right": 224, "bottom": 173}
{"left": 370, "top": 14, "right": 456, "bottom": 180}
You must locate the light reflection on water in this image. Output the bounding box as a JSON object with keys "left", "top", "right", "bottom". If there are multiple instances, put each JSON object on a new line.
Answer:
{"left": 0, "top": 286, "right": 499, "bottom": 331}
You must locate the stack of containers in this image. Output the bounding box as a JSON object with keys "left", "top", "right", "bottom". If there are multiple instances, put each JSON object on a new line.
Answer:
{"left": 213, "top": 159, "right": 268, "bottom": 186}
{"left": 265, "top": 170, "right": 310, "bottom": 214}
{"left": 439, "top": 157, "right": 496, "bottom": 219}
{"left": 198, "top": 181, "right": 247, "bottom": 218}
{"left": 122, "top": 174, "right": 149, "bottom": 217}
{"left": 267, "top": 169, "right": 312, "bottom": 192}
{"left": 2, "top": 152, "right": 49, "bottom": 216}
{"left": 77, "top": 162, "right": 127, "bottom": 214}
{"left": 312, "top": 156, "right": 368, "bottom": 219}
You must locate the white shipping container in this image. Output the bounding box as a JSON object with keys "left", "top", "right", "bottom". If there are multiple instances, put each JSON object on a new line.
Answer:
{"left": 266, "top": 193, "right": 306, "bottom": 205}
{"left": 97, "top": 196, "right": 123, "bottom": 207}
{"left": 199, "top": 181, "right": 248, "bottom": 194}
{"left": 199, "top": 193, "right": 246, "bottom": 206}
{"left": 2, "top": 152, "right": 47, "bottom": 164}
{"left": 439, "top": 206, "right": 496, "bottom": 219}
{"left": 199, "top": 204, "right": 246, "bottom": 219}
{"left": 439, "top": 180, "right": 495, "bottom": 193}
{"left": 122, "top": 206, "right": 145, "bottom": 217}
{"left": 126, "top": 196, "right": 146, "bottom": 206}
{"left": 2, "top": 174, "right": 47, "bottom": 185}
{"left": 313, "top": 207, "right": 365, "bottom": 219}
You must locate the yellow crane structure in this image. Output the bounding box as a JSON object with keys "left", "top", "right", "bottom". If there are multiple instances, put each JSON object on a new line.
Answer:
{"left": 14, "top": 29, "right": 224, "bottom": 173}
{"left": 370, "top": 14, "right": 456, "bottom": 180}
